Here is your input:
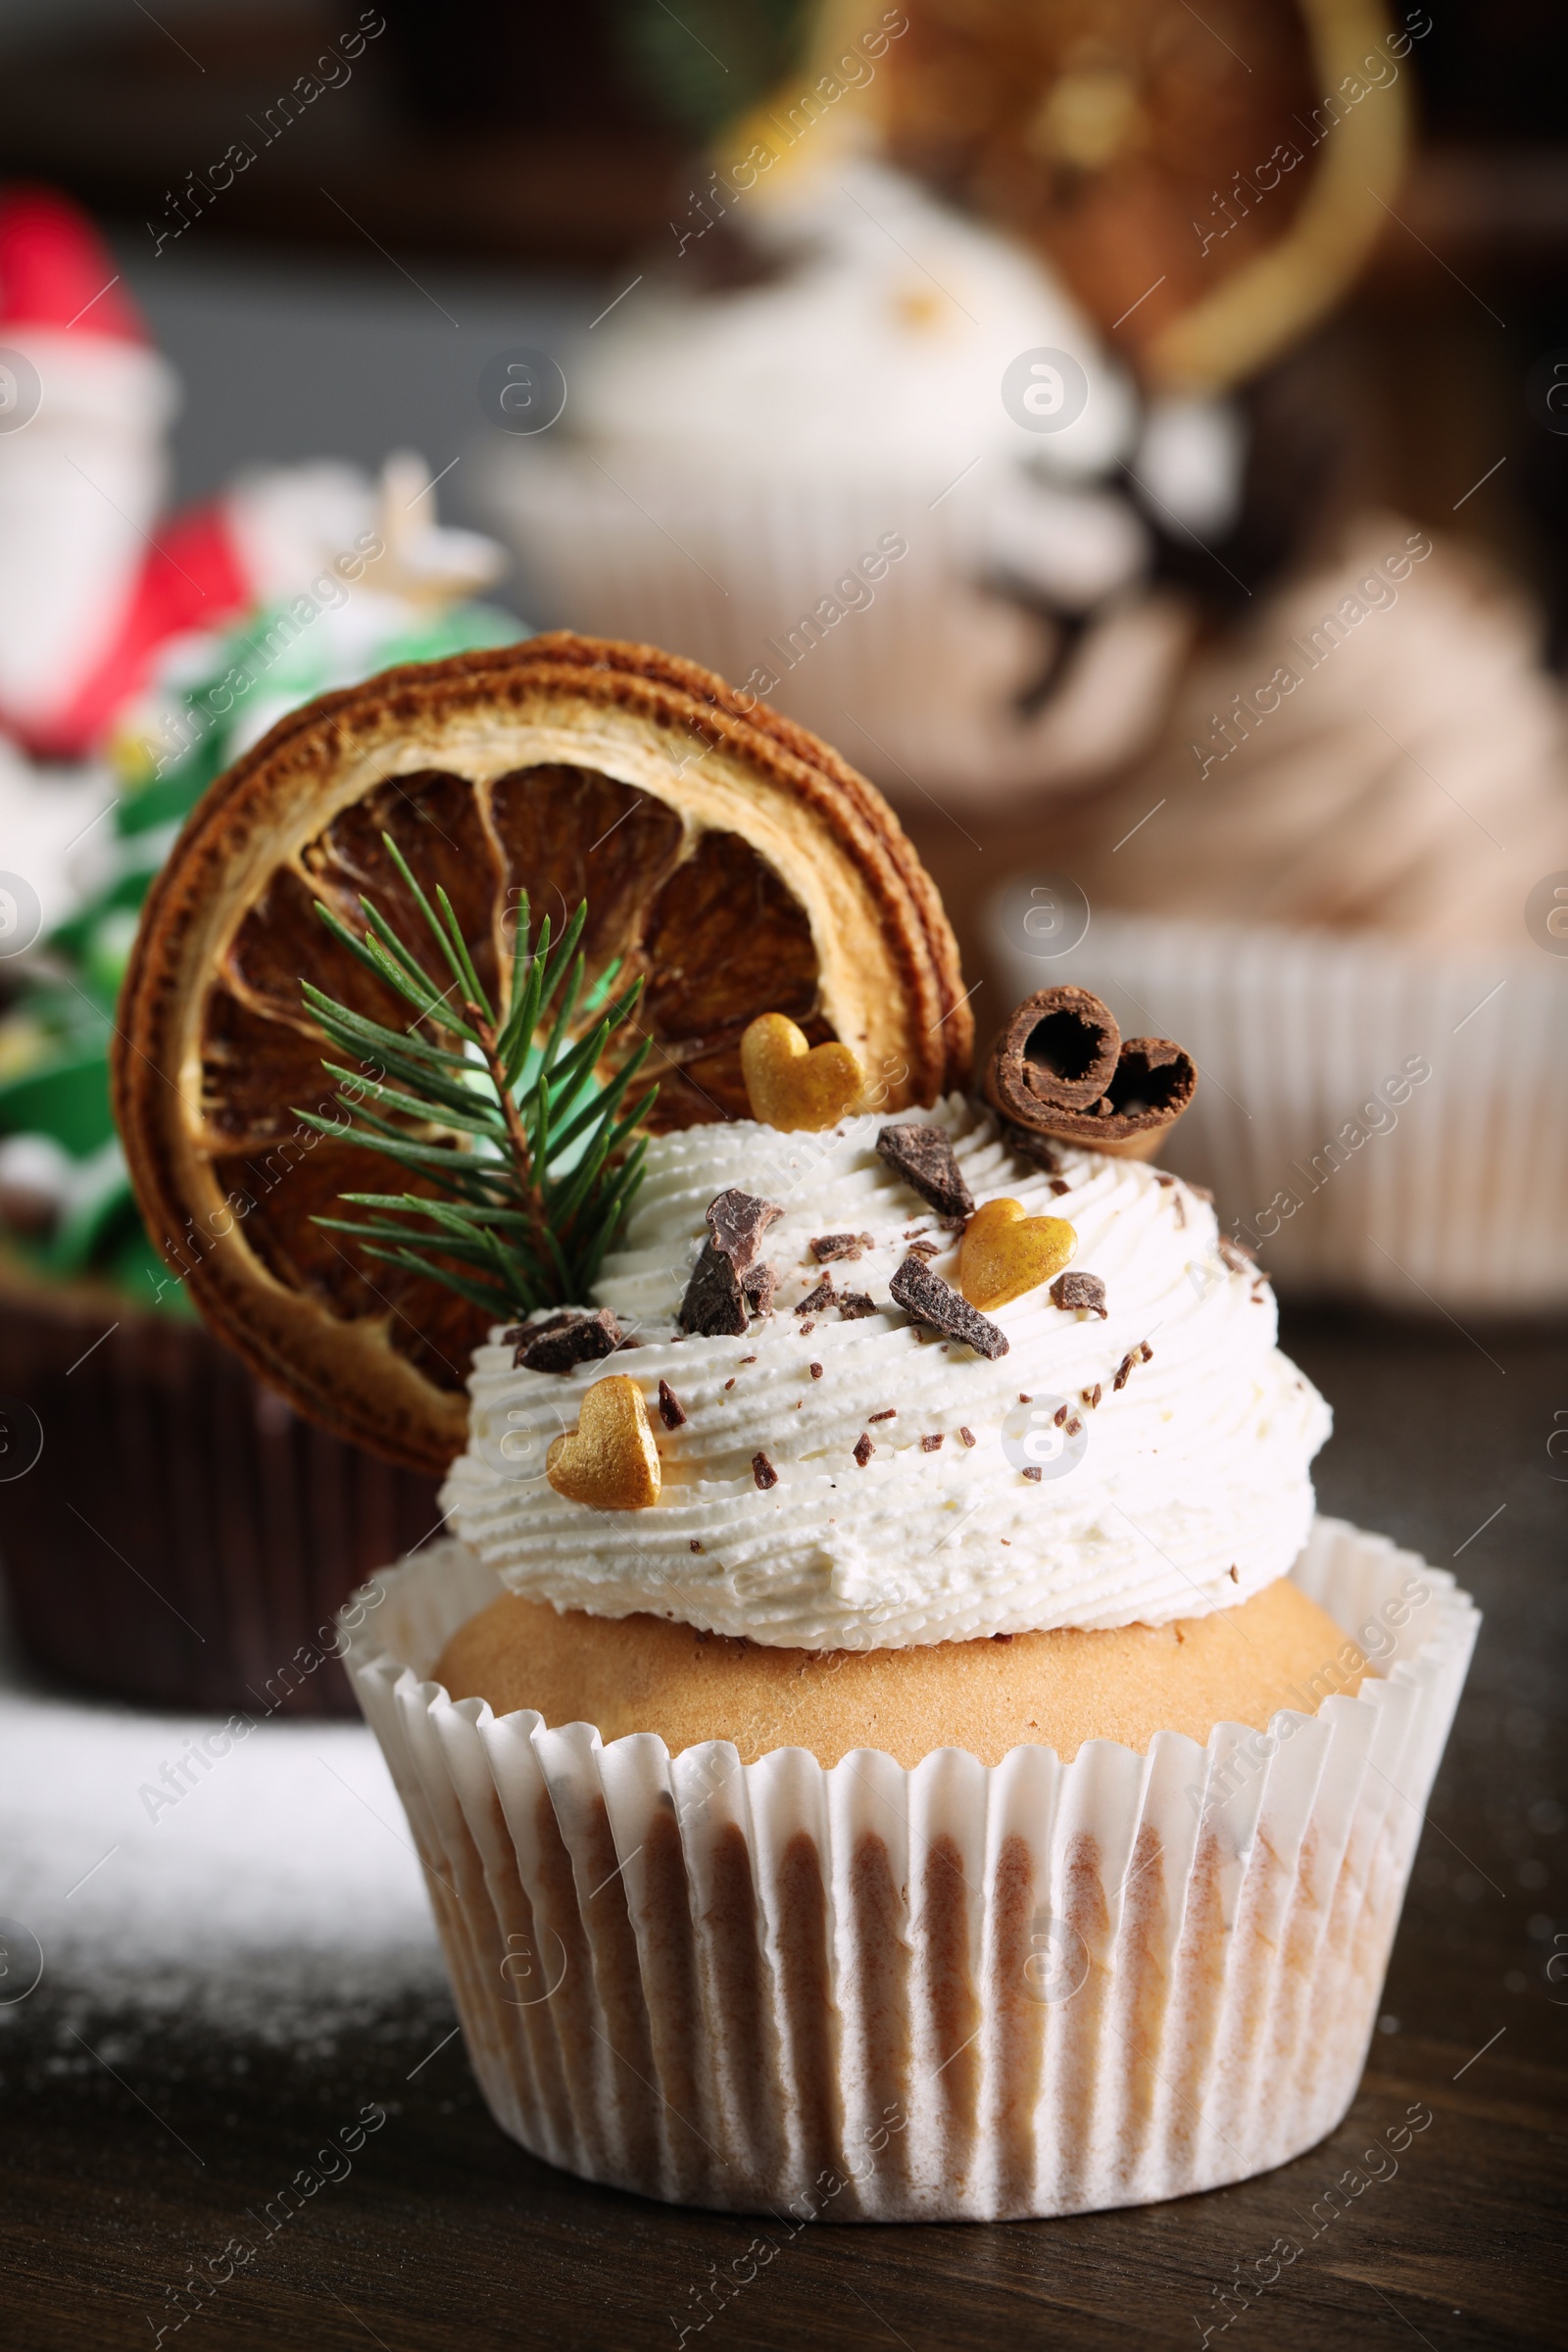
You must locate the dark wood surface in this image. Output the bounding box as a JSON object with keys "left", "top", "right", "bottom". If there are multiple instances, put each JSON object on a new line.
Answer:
{"left": 2, "top": 1303, "right": 1564, "bottom": 2351}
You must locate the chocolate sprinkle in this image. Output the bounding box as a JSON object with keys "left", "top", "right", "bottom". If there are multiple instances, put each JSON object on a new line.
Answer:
{"left": 752, "top": 1450, "right": 778, "bottom": 1491}
{"left": 853, "top": 1433, "right": 874, "bottom": 1467}
{"left": 1051, "top": 1270, "right": 1108, "bottom": 1318}
{"left": 876, "top": 1124, "right": 975, "bottom": 1220}
{"left": 889, "top": 1254, "right": 1008, "bottom": 1358}
{"left": 508, "top": 1308, "right": 624, "bottom": 1374}
{"left": 837, "top": 1292, "right": 878, "bottom": 1320}
{"left": 1218, "top": 1236, "right": 1256, "bottom": 1273}
{"left": 810, "top": 1233, "right": 861, "bottom": 1262}
{"left": 657, "top": 1378, "right": 686, "bottom": 1430}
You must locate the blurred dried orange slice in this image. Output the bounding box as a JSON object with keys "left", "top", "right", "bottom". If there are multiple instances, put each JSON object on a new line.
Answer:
{"left": 113, "top": 633, "right": 971, "bottom": 1472}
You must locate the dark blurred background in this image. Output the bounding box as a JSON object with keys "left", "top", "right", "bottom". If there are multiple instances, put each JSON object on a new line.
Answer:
{"left": 1, "top": 0, "right": 1565, "bottom": 647}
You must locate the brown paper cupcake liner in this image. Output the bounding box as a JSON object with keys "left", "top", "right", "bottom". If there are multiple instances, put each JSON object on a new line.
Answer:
{"left": 0, "top": 1268, "right": 442, "bottom": 1712}
{"left": 341, "top": 1519, "right": 1475, "bottom": 2221}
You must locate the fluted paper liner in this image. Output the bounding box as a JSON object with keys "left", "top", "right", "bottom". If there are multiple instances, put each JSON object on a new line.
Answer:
{"left": 992, "top": 902, "right": 1568, "bottom": 1311}
{"left": 341, "top": 1519, "right": 1475, "bottom": 2221}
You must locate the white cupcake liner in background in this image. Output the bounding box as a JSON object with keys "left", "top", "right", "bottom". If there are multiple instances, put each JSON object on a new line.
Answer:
{"left": 342, "top": 1520, "right": 1475, "bottom": 2222}
{"left": 992, "top": 899, "right": 1568, "bottom": 1311}
{"left": 486, "top": 450, "right": 1184, "bottom": 802}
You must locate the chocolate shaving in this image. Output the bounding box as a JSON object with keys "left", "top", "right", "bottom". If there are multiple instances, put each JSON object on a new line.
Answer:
{"left": 1021, "top": 1465, "right": 1043, "bottom": 1483}
{"left": 889, "top": 1254, "right": 1008, "bottom": 1358}
{"left": 1000, "top": 1121, "right": 1062, "bottom": 1175}
{"left": 876, "top": 1124, "right": 975, "bottom": 1220}
{"left": 810, "top": 1233, "right": 862, "bottom": 1262}
{"left": 752, "top": 1450, "right": 779, "bottom": 1491}
{"left": 508, "top": 1308, "right": 624, "bottom": 1373}
{"left": 680, "top": 1190, "right": 784, "bottom": 1334}
{"left": 808, "top": 1361, "right": 823, "bottom": 1379}
{"left": 744, "top": 1263, "right": 778, "bottom": 1316}
{"left": 958, "top": 1426, "right": 976, "bottom": 1446}
{"left": 853, "top": 1433, "right": 874, "bottom": 1467}
{"left": 837, "top": 1292, "right": 878, "bottom": 1320}
{"left": 795, "top": 1275, "right": 835, "bottom": 1315}
{"left": 657, "top": 1379, "right": 687, "bottom": 1430}
{"left": 679, "top": 1244, "right": 751, "bottom": 1337}
{"left": 706, "top": 1186, "right": 782, "bottom": 1275}
{"left": 986, "top": 988, "right": 1196, "bottom": 1155}
{"left": 1051, "top": 1271, "right": 1108, "bottom": 1318}
{"left": 920, "top": 1433, "right": 943, "bottom": 1451}
{"left": 868, "top": 1407, "right": 897, "bottom": 1423}
{"left": 1218, "top": 1236, "right": 1256, "bottom": 1273}
{"left": 905, "top": 1236, "right": 941, "bottom": 1259}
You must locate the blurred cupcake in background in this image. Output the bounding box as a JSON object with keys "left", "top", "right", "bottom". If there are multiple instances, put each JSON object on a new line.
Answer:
{"left": 484, "top": 149, "right": 1202, "bottom": 801}
{"left": 992, "top": 511, "right": 1568, "bottom": 1311}
{"left": 0, "top": 183, "right": 522, "bottom": 1709}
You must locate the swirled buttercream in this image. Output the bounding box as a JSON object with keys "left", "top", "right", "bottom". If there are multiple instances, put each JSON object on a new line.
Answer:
{"left": 440, "top": 1100, "right": 1329, "bottom": 1648}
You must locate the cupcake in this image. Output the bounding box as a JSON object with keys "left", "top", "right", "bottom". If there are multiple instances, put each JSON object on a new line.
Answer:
{"left": 0, "top": 460, "right": 515, "bottom": 1709}
{"left": 992, "top": 514, "right": 1568, "bottom": 1311}
{"left": 114, "top": 635, "right": 1476, "bottom": 2217}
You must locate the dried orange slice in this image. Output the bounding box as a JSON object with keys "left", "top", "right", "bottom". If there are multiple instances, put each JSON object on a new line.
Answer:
{"left": 114, "top": 633, "right": 971, "bottom": 1472}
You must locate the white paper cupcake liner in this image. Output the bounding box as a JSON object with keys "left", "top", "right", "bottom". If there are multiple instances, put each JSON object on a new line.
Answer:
{"left": 340, "top": 1518, "right": 1475, "bottom": 2222}
{"left": 992, "top": 901, "right": 1568, "bottom": 1311}
{"left": 486, "top": 448, "right": 1177, "bottom": 800}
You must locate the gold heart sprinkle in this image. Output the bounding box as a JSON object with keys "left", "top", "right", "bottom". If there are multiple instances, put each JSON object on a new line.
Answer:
{"left": 740, "top": 1012, "right": 862, "bottom": 1132}
{"left": 546, "top": 1374, "right": 662, "bottom": 1510}
{"left": 958, "top": 1199, "right": 1076, "bottom": 1311}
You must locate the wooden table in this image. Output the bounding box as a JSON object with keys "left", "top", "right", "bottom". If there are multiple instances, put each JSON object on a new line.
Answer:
{"left": 3, "top": 1304, "right": 1564, "bottom": 2350}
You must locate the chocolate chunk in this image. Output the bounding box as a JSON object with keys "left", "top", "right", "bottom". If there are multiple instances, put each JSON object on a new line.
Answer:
{"left": 810, "top": 1233, "right": 861, "bottom": 1262}
{"left": 1001, "top": 1121, "right": 1062, "bottom": 1175}
{"left": 853, "top": 1433, "right": 874, "bottom": 1467}
{"left": 510, "top": 1307, "right": 624, "bottom": 1373}
{"left": 1049, "top": 1178, "right": 1072, "bottom": 1198}
{"left": 657, "top": 1378, "right": 686, "bottom": 1430}
{"left": 889, "top": 1254, "right": 1008, "bottom": 1358}
{"left": 920, "top": 1433, "right": 943, "bottom": 1452}
{"left": 876, "top": 1124, "right": 975, "bottom": 1219}
{"left": 752, "top": 1451, "right": 779, "bottom": 1490}
{"left": 744, "top": 1262, "right": 778, "bottom": 1316}
{"left": 1051, "top": 1271, "right": 1107, "bottom": 1318}
{"left": 837, "top": 1292, "right": 877, "bottom": 1320}
{"left": 706, "top": 1186, "right": 782, "bottom": 1276}
{"left": 808, "top": 1361, "right": 823, "bottom": 1379}
{"left": 678, "top": 1243, "right": 750, "bottom": 1337}
{"left": 795, "top": 1274, "right": 835, "bottom": 1315}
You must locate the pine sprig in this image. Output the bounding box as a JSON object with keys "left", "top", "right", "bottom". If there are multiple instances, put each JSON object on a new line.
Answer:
{"left": 296, "top": 835, "right": 659, "bottom": 1321}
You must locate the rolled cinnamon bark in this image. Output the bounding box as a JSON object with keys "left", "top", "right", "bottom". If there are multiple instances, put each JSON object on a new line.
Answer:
{"left": 986, "top": 991, "right": 1197, "bottom": 1159}
{"left": 986, "top": 985, "right": 1122, "bottom": 1122}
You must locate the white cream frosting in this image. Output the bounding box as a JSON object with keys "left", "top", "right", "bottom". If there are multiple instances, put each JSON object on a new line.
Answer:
{"left": 441, "top": 1100, "right": 1330, "bottom": 1649}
